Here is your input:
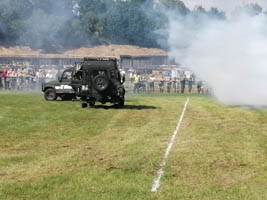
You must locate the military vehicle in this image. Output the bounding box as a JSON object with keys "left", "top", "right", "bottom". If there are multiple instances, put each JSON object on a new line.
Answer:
{"left": 71, "top": 57, "right": 125, "bottom": 108}
{"left": 41, "top": 68, "right": 77, "bottom": 101}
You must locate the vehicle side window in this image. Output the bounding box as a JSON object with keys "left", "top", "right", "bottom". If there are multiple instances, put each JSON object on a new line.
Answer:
{"left": 62, "top": 71, "right": 72, "bottom": 80}
{"left": 74, "top": 70, "right": 83, "bottom": 80}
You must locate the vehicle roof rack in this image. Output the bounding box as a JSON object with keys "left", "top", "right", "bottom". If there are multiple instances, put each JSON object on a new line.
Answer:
{"left": 83, "top": 57, "right": 117, "bottom": 61}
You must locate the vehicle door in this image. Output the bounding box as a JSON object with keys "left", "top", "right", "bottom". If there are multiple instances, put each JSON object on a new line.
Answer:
{"left": 83, "top": 70, "right": 92, "bottom": 95}
{"left": 56, "top": 70, "right": 73, "bottom": 93}
{"left": 71, "top": 70, "right": 84, "bottom": 95}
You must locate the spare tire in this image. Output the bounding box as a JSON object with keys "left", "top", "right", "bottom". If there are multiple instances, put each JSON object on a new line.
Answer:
{"left": 93, "top": 75, "right": 109, "bottom": 91}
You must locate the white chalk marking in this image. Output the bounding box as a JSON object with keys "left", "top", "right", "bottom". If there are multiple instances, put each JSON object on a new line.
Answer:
{"left": 151, "top": 97, "right": 190, "bottom": 192}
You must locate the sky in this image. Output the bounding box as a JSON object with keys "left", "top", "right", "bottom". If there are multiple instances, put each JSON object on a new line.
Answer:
{"left": 183, "top": 0, "right": 267, "bottom": 13}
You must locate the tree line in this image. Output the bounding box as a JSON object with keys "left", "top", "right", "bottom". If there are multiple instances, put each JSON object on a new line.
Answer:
{"left": 0, "top": 0, "right": 263, "bottom": 53}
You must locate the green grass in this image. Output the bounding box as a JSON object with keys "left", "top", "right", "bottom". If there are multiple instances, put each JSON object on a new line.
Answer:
{"left": 0, "top": 92, "right": 267, "bottom": 200}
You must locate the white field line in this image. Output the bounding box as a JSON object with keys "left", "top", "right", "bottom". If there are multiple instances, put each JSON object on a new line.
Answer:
{"left": 151, "top": 97, "right": 190, "bottom": 192}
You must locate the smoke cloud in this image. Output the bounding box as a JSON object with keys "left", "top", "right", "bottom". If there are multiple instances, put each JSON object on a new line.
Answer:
{"left": 0, "top": 0, "right": 89, "bottom": 53}
{"left": 19, "top": 0, "right": 77, "bottom": 53}
{"left": 167, "top": 8, "right": 267, "bottom": 106}
{"left": 182, "top": 0, "right": 267, "bottom": 14}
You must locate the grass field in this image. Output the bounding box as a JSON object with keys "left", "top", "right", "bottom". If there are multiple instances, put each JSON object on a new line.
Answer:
{"left": 0, "top": 92, "right": 267, "bottom": 200}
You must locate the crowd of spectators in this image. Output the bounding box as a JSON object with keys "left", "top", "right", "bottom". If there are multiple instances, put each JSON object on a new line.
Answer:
{"left": 0, "top": 65, "right": 207, "bottom": 94}
{"left": 128, "top": 72, "right": 205, "bottom": 94}
{"left": 0, "top": 67, "right": 59, "bottom": 91}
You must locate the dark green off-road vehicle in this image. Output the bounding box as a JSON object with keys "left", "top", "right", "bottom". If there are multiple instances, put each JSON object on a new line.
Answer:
{"left": 41, "top": 68, "right": 77, "bottom": 101}
{"left": 71, "top": 57, "right": 125, "bottom": 108}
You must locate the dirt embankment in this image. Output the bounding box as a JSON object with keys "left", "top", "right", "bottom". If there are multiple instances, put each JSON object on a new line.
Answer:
{"left": 0, "top": 46, "right": 41, "bottom": 57}
{"left": 0, "top": 45, "right": 167, "bottom": 58}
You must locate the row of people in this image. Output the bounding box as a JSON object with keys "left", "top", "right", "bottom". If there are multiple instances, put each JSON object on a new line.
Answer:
{"left": 132, "top": 73, "right": 203, "bottom": 93}
{"left": 1, "top": 67, "right": 205, "bottom": 93}
{"left": 133, "top": 79, "right": 203, "bottom": 93}
{"left": 0, "top": 68, "right": 58, "bottom": 90}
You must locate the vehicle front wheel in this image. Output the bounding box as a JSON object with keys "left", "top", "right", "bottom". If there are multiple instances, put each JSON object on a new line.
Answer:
{"left": 81, "top": 102, "right": 88, "bottom": 108}
{"left": 44, "top": 88, "right": 57, "bottom": 101}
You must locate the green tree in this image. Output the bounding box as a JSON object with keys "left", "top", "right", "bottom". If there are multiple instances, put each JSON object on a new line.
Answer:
{"left": 77, "top": 0, "right": 114, "bottom": 44}
{"left": 19, "top": 0, "right": 75, "bottom": 52}
{"left": 0, "top": 0, "right": 33, "bottom": 45}
{"left": 159, "top": 0, "right": 189, "bottom": 15}
{"left": 0, "top": 0, "right": 229, "bottom": 52}
{"left": 56, "top": 17, "right": 90, "bottom": 49}
{"left": 103, "top": 0, "right": 159, "bottom": 47}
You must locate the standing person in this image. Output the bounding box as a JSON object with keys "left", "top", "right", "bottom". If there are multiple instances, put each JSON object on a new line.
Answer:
{"left": 1, "top": 70, "right": 7, "bottom": 90}
{"left": 188, "top": 75, "right": 193, "bottom": 93}
{"left": 10, "top": 69, "right": 16, "bottom": 90}
{"left": 56, "top": 69, "right": 62, "bottom": 80}
{"left": 176, "top": 78, "right": 180, "bottom": 93}
{"left": 180, "top": 74, "right": 186, "bottom": 94}
{"left": 159, "top": 80, "right": 164, "bottom": 93}
{"left": 134, "top": 73, "right": 140, "bottom": 93}
{"left": 130, "top": 71, "right": 134, "bottom": 83}
{"left": 16, "top": 71, "right": 22, "bottom": 90}
{"left": 149, "top": 75, "right": 155, "bottom": 92}
{"left": 197, "top": 80, "right": 203, "bottom": 93}
{"left": 0, "top": 70, "right": 2, "bottom": 89}
{"left": 167, "top": 79, "right": 172, "bottom": 93}
{"left": 21, "top": 70, "right": 26, "bottom": 90}
{"left": 172, "top": 78, "right": 177, "bottom": 93}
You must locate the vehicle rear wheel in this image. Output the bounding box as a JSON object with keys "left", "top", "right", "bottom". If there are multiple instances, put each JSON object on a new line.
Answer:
{"left": 114, "top": 98, "right": 124, "bottom": 108}
{"left": 44, "top": 88, "right": 57, "bottom": 101}
{"left": 81, "top": 102, "right": 88, "bottom": 108}
{"left": 93, "top": 75, "right": 109, "bottom": 91}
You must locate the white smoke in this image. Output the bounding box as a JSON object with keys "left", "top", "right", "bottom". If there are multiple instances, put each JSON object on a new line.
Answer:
{"left": 182, "top": 0, "right": 267, "bottom": 14}
{"left": 168, "top": 12, "right": 267, "bottom": 106}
